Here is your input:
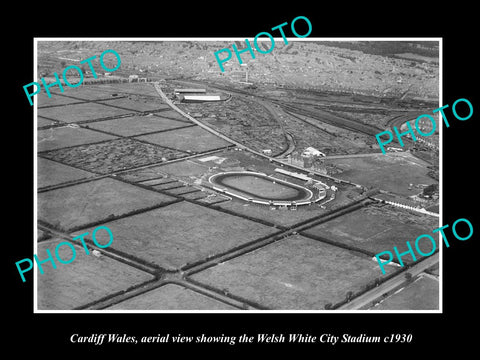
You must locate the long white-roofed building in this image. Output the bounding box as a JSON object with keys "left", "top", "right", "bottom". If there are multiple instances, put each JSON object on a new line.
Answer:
{"left": 177, "top": 93, "right": 229, "bottom": 102}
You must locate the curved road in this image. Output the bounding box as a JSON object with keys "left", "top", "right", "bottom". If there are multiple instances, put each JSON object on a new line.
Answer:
{"left": 168, "top": 79, "right": 295, "bottom": 157}
{"left": 153, "top": 82, "right": 268, "bottom": 158}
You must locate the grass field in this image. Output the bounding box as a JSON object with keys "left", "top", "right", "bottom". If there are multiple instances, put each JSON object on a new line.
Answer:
{"left": 106, "top": 283, "right": 236, "bottom": 310}
{"left": 135, "top": 126, "right": 232, "bottom": 153}
{"left": 47, "top": 83, "right": 161, "bottom": 100}
{"left": 205, "top": 148, "right": 285, "bottom": 174}
{"left": 325, "top": 152, "right": 436, "bottom": 196}
{"left": 37, "top": 228, "right": 50, "bottom": 242}
{"left": 97, "top": 97, "right": 170, "bottom": 112}
{"left": 38, "top": 91, "right": 86, "bottom": 107}
{"left": 38, "top": 102, "right": 133, "bottom": 123}
{"left": 118, "top": 165, "right": 171, "bottom": 182}
{"left": 163, "top": 185, "right": 201, "bottom": 196}
{"left": 155, "top": 109, "right": 191, "bottom": 122}
{"left": 217, "top": 174, "right": 301, "bottom": 199}
{"left": 217, "top": 200, "right": 325, "bottom": 227}
{"left": 38, "top": 126, "right": 118, "bottom": 152}
{"left": 38, "top": 117, "right": 58, "bottom": 128}
{"left": 76, "top": 201, "right": 278, "bottom": 270}
{"left": 190, "top": 234, "right": 397, "bottom": 309}
{"left": 368, "top": 274, "right": 439, "bottom": 310}
{"left": 103, "top": 83, "right": 162, "bottom": 97}
{"left": 85, "top": 115, "right": 191, "bottom": 136}
{"left": 302, "top": 203, "right": 439, "bottom": 263}
{"left": 150, "top": 159, "right": 211, "bottom": 180}
{"left": 48, "top": 86, "right": 118, "bottom": 100}
{"left": 38, "top": 177, "right": 176, "bottom": 231}
{"left": 37, "top": 238, "right": 154, "bottom": 310}
{"left": 37, "top": 157, "right": 96, "bottom": 189}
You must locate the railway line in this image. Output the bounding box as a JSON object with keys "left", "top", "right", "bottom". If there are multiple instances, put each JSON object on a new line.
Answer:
{"left": 171, "top": 79, "right": 405, "bottom": 140}
{"left": 153, "top": 82, "right": 364, "bottom": 188}
{"left": 280, "top": 103, "right": 382, "bottom": 137}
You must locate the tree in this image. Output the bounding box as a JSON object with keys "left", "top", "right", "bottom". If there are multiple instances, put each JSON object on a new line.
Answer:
{"left": 423, "top": 184, "right": 438, "bottom": 196}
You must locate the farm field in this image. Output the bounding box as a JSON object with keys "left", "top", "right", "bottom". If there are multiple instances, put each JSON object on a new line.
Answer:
{"left": 106, "top": 284, "right": 237, "bottom": 310}
{"left": 118, "top": 164, "right": 178, "bottom": 182}
{"left": 367, "top": 275, "right": 439, "bottom": 310}
{"left": 47, "top": 86, "right": 119, "bottom": 101}
{"left": 37, "top": 238, "right": 155, "bottom": 310}
{"left": 325, "top": 152, "right": 436, "bottom": 196}
{"left": 38, "top": 102, "right": 133, "bottom": 123}
{"left": 37, "top": 126, "right": 118, "bottom": 152}
{"left": 96, "top": 97, "right": 171, "bottom": 112}
{"left": 154, "top": 109, "right": 191, "bottom": 122}
{"left": 84, "top": 115, "right": 192, "bottom": 136}
{"left": 302, "top": 203, "right": 439, "bottom": 263}
{"left": 38, "top": 117, "right": 58, "bottom": 128}
{"left": 135, "top": 126, "right": 233, "bottom": 153}
{"left": 38, "top": 177, "right": 176, "bottom": 231}
{"left": 45, "top": 83, "right": 162, "bottom": 100}
{"left": 217, "top": 200, "right": 325, "bottom": 227}
{"left": 140, "top": 159, "right": 210, "bottom": 181}
{"left": 37, "top": 91, "right": 86, "bottom": 107}
{"left": 37, "top": 157, "right": 96, "bottom": 189}
{"left": 74, "top": 201, "right": 278, "bottom": 270}
{"left": 189, "top": 234, "right": 398, "bottom": 309}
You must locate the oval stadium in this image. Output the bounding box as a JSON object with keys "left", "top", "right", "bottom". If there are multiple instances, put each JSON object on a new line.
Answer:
{"left": 208, "top": 171, "right": 321, "bottom": 206}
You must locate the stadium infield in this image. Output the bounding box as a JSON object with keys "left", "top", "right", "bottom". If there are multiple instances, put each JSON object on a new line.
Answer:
{"left": 209, "top": 171, "right": 313, "bottom": 203}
